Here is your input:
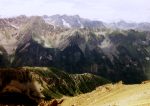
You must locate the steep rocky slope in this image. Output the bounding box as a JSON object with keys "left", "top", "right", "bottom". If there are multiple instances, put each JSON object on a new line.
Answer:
{"left": 1, "top": 15, "right": 150, "bottom": 106}
{"left": 0, "top": 67, "right": 109, "bottom": 105}
{"left": 0, "top": 15, "right": 150, "bottom": 84}
{"left": 13, "top": 26, "right": 150, "bottom": 83}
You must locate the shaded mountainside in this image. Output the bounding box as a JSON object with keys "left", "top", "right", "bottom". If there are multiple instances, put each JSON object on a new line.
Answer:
{"left": 0, "top": 67, "right": 109, "bottom": 105}
{"left": 1, "top": 15, "right": 150, "bottom": 84}
{"left": 12, "top": 29, "right": 150, "bottom": 84}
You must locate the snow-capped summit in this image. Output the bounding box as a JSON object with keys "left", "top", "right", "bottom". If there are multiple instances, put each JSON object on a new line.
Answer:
{"left": 43, "top": 14, "right": 105, "bottom": 29}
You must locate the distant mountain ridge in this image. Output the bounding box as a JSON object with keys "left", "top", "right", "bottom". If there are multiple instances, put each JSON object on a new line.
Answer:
{"left": 106, "top": 20, "right": 150, "bottom": 31}
{"left": 1, "top": 14, "right": 150, "bottom": 30}
{"left": 43, "top": 14, "right": 105, "bottom": 29}
{"left": 42, "top": 14, "right": 150, "bottom": 31}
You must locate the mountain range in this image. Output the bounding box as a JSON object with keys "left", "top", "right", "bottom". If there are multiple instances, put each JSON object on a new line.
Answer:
{"left": 0, "top": 15, "right": 150, "bottom": 84}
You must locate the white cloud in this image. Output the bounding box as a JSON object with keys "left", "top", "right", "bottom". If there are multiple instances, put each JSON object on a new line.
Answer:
{"left": 0, "top": 0, "right": 150, "bottom": 22}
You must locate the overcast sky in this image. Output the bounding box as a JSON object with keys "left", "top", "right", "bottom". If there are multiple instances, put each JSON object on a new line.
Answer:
{"left": 0, "top": 0, "right": 150, "bottom": 22}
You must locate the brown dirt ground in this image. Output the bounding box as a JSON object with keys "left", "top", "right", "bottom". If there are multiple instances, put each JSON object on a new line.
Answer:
{"left": 60, "top": 81, "right": 150, "bottom": 106}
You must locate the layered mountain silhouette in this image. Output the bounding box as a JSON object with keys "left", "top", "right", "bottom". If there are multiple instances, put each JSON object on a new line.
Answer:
{"left": 0, "top": 15, "right": 150, "bottom": 84}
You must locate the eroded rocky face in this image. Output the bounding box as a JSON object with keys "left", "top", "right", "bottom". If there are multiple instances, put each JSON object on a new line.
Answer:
{"left": 0, "top": 15, "right": 150, "bottom": 83}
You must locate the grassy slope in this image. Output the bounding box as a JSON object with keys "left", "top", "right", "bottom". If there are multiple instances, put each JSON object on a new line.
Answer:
{"left": 24, "top": 67, "right": 110, "bottom": 99}
{"left": 0, "top": 67, "right": 110, "bottom": 101}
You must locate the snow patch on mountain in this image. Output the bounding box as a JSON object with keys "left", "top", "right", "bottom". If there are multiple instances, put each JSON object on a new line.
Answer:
{"left": 62, "top": 19, "right": 71, "bottom": 28}
{"left": 76, "top": 19, "right": 83, "bottom": 28}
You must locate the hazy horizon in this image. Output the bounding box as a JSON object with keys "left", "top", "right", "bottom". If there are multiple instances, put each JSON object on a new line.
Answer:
{"left": 0, "top": 0, "right": 150, "bottom": 23}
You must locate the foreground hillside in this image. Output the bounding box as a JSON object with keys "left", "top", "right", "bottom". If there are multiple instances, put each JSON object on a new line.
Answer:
{"left": 0, "top": 67, "right": 109, "bottom": 105}
{"left": 60, "top": 81, "right": 150, "bottom": 106}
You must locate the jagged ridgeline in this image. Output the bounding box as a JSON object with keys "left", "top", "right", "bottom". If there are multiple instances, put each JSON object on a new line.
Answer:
{"left": 0, "top": 15, "right": 150, "bottom": 84}
{"left": 0, "top": 67, "right": 109, "bottom": 104}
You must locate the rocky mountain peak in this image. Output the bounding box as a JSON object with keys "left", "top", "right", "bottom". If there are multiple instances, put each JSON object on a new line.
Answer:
{"left": 43, "top": 14, "right": 105, "bottom": 29}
